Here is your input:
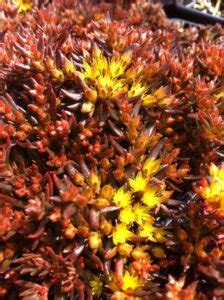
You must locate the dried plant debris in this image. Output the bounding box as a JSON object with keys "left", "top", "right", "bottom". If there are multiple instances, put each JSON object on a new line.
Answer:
{"left": 0, "top": 0, "right": 224, "bottom": 299}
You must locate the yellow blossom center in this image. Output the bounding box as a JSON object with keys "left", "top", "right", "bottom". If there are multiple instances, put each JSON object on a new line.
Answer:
{"left": 129, "top": 172, "right": 148, "bottom": 192}
{"left": 121, "top": 271, "right": 143, "bottom": 293}
{"left": 112, "top": 224, "right": 133, "bottom": 245}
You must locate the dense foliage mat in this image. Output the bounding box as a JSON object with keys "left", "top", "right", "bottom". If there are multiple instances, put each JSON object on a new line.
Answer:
{"left": 0, "top": 0, "right": 224, "bottom": 299}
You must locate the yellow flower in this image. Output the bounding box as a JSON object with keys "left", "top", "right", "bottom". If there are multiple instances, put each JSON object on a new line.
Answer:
{"left": 138, "top": 221, "right": 156, "bottom": 241}
{"left": 138, "top": 221, "right": 167, "bottom": 242}
{"left": 106, "top": 272, "right": 142, "bottom": 298}
{"left": 129, "top": 172, "right": 148, "bottom": 192}
{"left": 113, "top": 187, "right": 132, "bottom": 208}
{"left": 76, "top": 46, "right": 147, "bottom": 103}
{"left": 210, "top": 163, "right": 224, "bottom": 179}
{"left": 198, "top": 163, "right": 224, "bottom": 213}
{"left": 14, "top": 0, "right": 32, "bottom": 13}
{"left": 90, "top": 274, "right": 103, "bottom": 297}
{"left": 112, "top": 224, "right": 133, "bottom": 245}
{"left": 141, "top": 187, "right": 171, "bottom": 208}
{"left": 143, "top": 157, "right": 161, "bottom": 177}
{"left": 121, "top": 271, "right": 143, "bottom": 293}
{"left": 78, "top": 46, "right": 132, "bottom": 101}
{"left": 132, "top": 204, "right": 152, "bottom": 225}
{"left": 119, "top": 207, "right": 136, "bottom": 225}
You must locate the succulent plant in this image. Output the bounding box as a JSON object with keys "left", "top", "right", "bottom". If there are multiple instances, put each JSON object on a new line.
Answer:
{"left": 0, "top": 0, "right": 223, "bottom": 299}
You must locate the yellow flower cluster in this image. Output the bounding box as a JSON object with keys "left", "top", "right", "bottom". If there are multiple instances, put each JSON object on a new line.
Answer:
{"left": 43, "top": 45, "right": 176, "bottom": 111}
{"left": 13, "top": 0, "right": 32, "bottom": 12}
{"left": 197, "top": 163, "right": 224, "bottom": 214}
{"left": 87, "top": 159, "right": 171, "bottom": 297}
{"left": 112, "top": 157, "right": 171, "bottom": 245}
{"left": 64, "top": 45, "right": 148, "bottom": 103}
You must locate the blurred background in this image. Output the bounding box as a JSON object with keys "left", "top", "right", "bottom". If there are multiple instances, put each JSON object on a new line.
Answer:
{"left": 97, "top": 0, "right": 224, "bottom": 25}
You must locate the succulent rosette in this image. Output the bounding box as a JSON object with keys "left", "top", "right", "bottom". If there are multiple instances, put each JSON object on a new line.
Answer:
{"left": 0, "top": 0, "right": 224, "bottom": 299}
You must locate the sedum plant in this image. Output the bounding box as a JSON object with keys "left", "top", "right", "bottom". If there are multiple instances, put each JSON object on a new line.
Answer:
{"left": 0, "top": 0, "right": 224, "bottom": 299}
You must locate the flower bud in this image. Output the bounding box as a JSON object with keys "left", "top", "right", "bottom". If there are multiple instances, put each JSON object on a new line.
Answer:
{"left": 89, "top": 172, "right": 101, "bottom": 193}
{"left": 100, "top": 219, "right": 113, "bottom": 235}
{"left": 131, "top": 247, "right": 148, "bottom": 260}
{"left": 0, "top": 252, "right": 4, "bottom": 263}
{"left": 118, "top": 243, "right": 133, "bottom": 257}
{"left": 93, "top": 198, "right": 110, "bottom": 209}
{"left": 64, "top": 222, "right": 77, "bottom": 239}
{"left": 84, "top": 88, "right": 98, "bottom": 103}
{"left": 100, "top": 184, "right": 115, "bottom": 200}
{"left": 177, "top": 229, "right": 188, "bottom": 241}
{"left": 4, "top": 248, "right": 14, "bottom": 259}
{"left": 152, "top": 246, "right": 166, "bottom": 259}
{"left": 73, "top": 172, "right": 85, "bottom": 186}
{"left": 89, "top": 232, "right": 102, "bottom": 250}
{"left": 165, "top": 127, "right": 174, "bottom": 135}
{"left": 78, "top": 226, "right": 90, "bottom": 237}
